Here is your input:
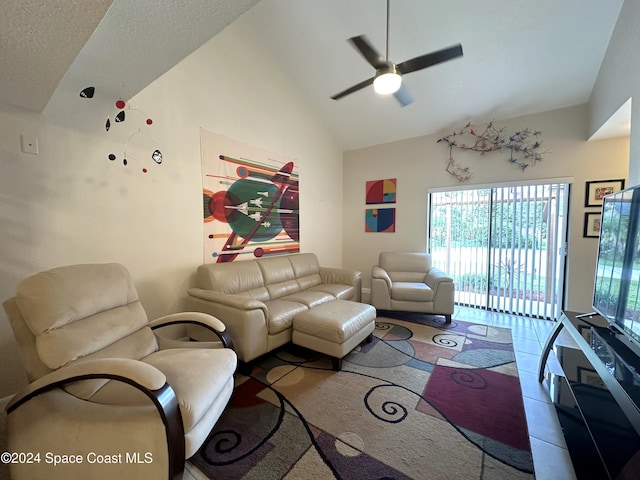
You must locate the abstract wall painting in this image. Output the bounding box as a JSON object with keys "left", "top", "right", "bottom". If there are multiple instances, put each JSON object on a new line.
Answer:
{"left": 200, "top": 129, "right": 299, "bottom": 263}
{"left": 365, "top": 178, "right": 396, "bottom": 232}
{"left": 366, "top": 178, "right": 396, "bottom": 204}
{"left": 365, "top": 208, "right": 396, "bottom": 232}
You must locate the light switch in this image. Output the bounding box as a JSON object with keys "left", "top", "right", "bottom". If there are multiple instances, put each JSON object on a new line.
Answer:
{"left": 21, "top": 135, "right": 39, "bottom": 155}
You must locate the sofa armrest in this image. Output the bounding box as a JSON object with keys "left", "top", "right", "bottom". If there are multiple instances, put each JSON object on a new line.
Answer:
{"left": 319, "top": 267, "right": 362, "bottom": 301}
{"left": 5, "top": 358, "right": 185, "bottom": 479}
{"left": 150, "top": 311, "right": 234, "bottom": 349}
{"left": 425, "top": 268, "right": 454, "bottom": 288}
{"left": 7, "top": 358, "right": 168, "bottom": 412}
{"left": 185, "top": 288, "right": 270, "bottom": 363}
{"left": 188, "top": 288, "right": 267, "bottom": 313}
{"left": 370, "top": 265, "right": 392, "bottom": 310}
{"left": 426, "top": 268, "right": 455, "bottom": 316}
{"left": 319, "top": 267, "right": 361, "bottom": 287}
{"left": 371, "top": 265, "right": 392, "bottom": 289}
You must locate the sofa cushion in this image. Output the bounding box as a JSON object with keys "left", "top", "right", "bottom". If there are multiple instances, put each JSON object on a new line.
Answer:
{"left": 257, "top": 256, "right": 295, "bottom": 284}
{"left": 282, "top": 291, "right": 334, "bottom": 308}
{"left": 380, "top": 252, "right": 432, "bottom": 283}
{"left": 62, "top": 327, "right": 159, "bottom": 399}
{"left": 143, "top": 347, "right": 237, "bottom": 433}
{"left": 196, "top": 261, "right": 265, "bottom": 295}
{"left": 16, "top": 263, "right": 140, "bottom": 334}
{"left": 236, "top": 287, "right": 270, "bottom": 302}
{"left": 309, "top": 283, "right": 355, "bottom": 300}
{"left": 380, "top": 252, "right": 432, "bottom": 273}
{"left": 288, "top": 253, "right": 321, "bottom": 276}
{"left": 265, "top": 279, "right": 300, "bottom": 299}
{"left": 264, "top": 299, "right": 308, "bottom": 334}
{"left": 14, "top": 263, "right": 156, "bottom": 370}
{"left": 289, "top": 253, "right": 323, "bottom": 290}
{"left": 296, "top": 273, "right": 323, "bottom": 291}
{"left": 389, "top": 271, "right": 428, "bottom": 283}
{"left": 391, "top": 282, "right": 434, "bottom": 302}
{"left": 257, "top": 256, "right": 303, "bottom": 299}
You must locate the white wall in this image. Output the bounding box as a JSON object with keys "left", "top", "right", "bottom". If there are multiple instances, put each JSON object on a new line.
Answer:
{"left": 343, "top": 104, "right": 629, "bottom": 313}
{"left": 590, "top": 0, "right": 640, "bottom": 184}
{"left": 0, "top": 18, "right": 343, "bottom": 397}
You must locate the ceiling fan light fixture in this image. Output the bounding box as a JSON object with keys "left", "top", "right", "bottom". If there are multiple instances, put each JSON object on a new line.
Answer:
{"left": 373, "top": 72, "right": 401, "bottom": 95}
{"left": 373, "top": 65, "right": 402, "bottom": 95}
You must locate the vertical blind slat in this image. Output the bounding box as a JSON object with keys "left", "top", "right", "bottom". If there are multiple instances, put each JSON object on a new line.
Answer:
{"left": 429, "top": 182, "right": 568, "bottom": 320}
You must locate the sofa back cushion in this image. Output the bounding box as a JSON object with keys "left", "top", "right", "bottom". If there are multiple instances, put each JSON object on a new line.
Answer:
{"left": 289, "top": 253, "right": 323, "bottom": 290}
{"left": 13, "top": 263, "right": 157, "bottom": 371}
{"left": 195, "top": 253, "right": 324, "bottom": 301}
{"left": 379, "top": 252, "right": 433, "bottom": 283}
{"left": 257, "top": 256, "right": 300, "bottom": 299}
{"left": 196, "top": 261, "right": 268, "bottom": 298}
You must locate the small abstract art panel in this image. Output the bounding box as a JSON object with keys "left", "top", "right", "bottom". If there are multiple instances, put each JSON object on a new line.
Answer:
{"left": 365, "top": 208, "right": 396, "bottom": 233}
{"left": 366, "top": 178, "right": 397, "bottom": 204}
{"left": 201, "top": 129, "right": 299, "bottom": 263}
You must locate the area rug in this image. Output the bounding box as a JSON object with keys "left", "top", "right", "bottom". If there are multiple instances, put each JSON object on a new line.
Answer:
{"left": 192, "top": 313, "right": 535, "bottom": 479}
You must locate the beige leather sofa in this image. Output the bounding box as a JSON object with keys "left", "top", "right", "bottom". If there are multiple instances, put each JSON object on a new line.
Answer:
{"left": 185, "top": 253, "right": 362, "bottom": 363}
{"left": 371, "top": 252, "right": 455, "bottom": 322}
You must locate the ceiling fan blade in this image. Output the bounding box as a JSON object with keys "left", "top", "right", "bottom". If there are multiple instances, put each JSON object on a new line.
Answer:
{"left": 331, "top": 76, "right": 375, "bottom": 101}
{"left": 348, "top": 35, "right": 387, "bottom": 69}
{"left": 396, "top": 44, "right": 463, "bottom": 75}
{"left": 394, "top": 82, "right": 413, "bottom": 106}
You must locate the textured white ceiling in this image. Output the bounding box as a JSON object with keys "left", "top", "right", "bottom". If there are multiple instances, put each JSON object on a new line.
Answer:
{"left": 0, "top": 0, "right": 259, "bottom": 114}
{"left": 0, "top": 0, "right": 628, "bottom": 150}
{"left": 47, "top": 0, "right": 260, "bottom": 113}
{"left": 0, "top": 0, "right": 113, "bottom": 111}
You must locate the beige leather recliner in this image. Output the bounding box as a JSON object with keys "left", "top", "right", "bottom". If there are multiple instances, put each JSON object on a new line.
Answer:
{"left": 371, "top": 252, "right": 455, "bottom": 322}
{"left": 3, "top": 263, "right": 237, "bottom": 480}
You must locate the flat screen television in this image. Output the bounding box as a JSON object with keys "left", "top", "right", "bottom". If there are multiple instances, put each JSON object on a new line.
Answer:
{"left": 593, "top": 184, "right": 640, "bottom": 348}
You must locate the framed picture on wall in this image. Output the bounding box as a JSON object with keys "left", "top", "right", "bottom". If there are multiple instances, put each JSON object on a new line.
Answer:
{"left": 366, "top": 178, "right": 397, "bottom": 204}
{"left": 365, "top": 208, "right": 395, "bottom": 232}
{"left": 583, "top": 212, "right": 602, "bottom": 238}
{"left": 584, "top": 179, "right": 625, "bottom": 207}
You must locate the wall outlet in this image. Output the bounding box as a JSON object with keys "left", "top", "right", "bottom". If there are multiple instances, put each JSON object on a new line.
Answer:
{"left": 21, "top": 135, "right": 39, "bottom": 155}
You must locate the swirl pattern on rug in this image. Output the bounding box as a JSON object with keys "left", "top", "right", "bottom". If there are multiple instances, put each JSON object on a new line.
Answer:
{"left": 192, "top": 313, "right": 535, "bottom": 479}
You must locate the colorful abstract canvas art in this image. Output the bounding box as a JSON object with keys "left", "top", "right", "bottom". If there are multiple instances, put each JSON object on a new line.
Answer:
{"left": 200, "top": 129, "right": 300, "bottom": 263}
{"left": 366, "top": 178, "right": 396, "bottom": 204}
{"left": 365, "top": 208, "right": 396, "bottom": 232}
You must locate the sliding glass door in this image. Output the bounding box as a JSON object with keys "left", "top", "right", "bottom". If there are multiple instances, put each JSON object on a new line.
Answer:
{"left": 429, "top": 182, "right": 569, "bottom": 319}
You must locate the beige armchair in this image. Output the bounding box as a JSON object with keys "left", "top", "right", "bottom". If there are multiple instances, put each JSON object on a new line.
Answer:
{"left": 2, "top": 263, "right": 237, "bottom": 480}
{"left": 371, "top": 252, "right": 455, "bottom": 322}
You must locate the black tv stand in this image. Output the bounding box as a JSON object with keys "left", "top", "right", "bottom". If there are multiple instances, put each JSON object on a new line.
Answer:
{"left": 538, "top": 311, "right": 640, "bottom": 479}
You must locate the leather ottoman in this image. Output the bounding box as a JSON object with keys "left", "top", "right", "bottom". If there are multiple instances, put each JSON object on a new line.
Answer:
{"left": 292, "top": 300, "right": 376, "bottom": 370}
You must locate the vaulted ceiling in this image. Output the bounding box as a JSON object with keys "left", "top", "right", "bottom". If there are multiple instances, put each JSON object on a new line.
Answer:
{"left": 0, "top": 0, "right": 627, "bottom": 151}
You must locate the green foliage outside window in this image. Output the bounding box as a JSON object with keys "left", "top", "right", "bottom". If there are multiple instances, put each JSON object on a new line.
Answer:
{"left": 430, "top": 199, "right": 548, "bottom": 250}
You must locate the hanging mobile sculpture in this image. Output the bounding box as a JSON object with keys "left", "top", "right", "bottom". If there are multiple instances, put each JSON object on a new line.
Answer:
{"left": 80, "top": 86, "right": 163, "bottom": 173}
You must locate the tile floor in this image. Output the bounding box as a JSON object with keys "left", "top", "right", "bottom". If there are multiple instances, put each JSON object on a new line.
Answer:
{"left": 184, "top": 305, "right": 577, "bottom": 480}
{"left": 452, "top": 305, "right": 576, "bottom": 480}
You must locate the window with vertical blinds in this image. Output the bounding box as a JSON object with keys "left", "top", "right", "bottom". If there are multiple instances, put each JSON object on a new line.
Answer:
{"left": 429, "top": 182, "right": 569, "bottom": 320}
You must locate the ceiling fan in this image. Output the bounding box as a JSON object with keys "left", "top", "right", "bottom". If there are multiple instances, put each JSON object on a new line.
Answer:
{"left": 331, "top": 0, "right": 463, "bottom": 107}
